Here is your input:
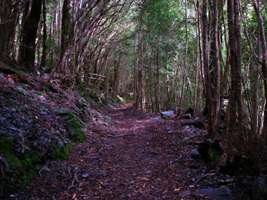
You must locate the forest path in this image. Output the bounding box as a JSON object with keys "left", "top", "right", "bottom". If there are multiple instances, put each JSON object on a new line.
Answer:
{"left": 25, "top": 104, "right": 205, "bottom": 200}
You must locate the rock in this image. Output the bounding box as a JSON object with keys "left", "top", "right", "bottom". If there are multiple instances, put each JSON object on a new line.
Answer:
{"left": 56, "top": 108, "right": 86, "bottom": 142}
{"left": 181, "top": 119, "right": 205, "bottom": 129}
{"left": 16, "top": 86, "right": 28, "bottom": 96}
{"left": 165, "top": 127, "right": 174, "bottom": 134}
{"left": 160, "top": 110, "right": 175, "bottom": 119}
{"left": 97, "top": 170, "right": 108, "bottom": 177}
{"left": 191, "top": 148, "right": 201, "bottom": 159}
{"left": 198, "top": 186, "right": 233, "bottom": 200}
{"left": 81, "top": 172, "right": 90, "bottom": 178}
{"left": 0, "top": 155, "right": 9, "bottom": 171}
{"left": 104, "top": 116, "right": 112, "bottom": 124}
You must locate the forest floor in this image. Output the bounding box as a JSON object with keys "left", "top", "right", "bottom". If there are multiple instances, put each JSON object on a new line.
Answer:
{"left": 17, "top": 104, "right": 236, "bottom": 200}
{"left": 0, "top": 66, "right": 265, "bottom": 200}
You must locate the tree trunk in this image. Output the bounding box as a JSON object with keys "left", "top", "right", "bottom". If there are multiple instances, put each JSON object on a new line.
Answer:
{"left": 251, "top": 0, "right": 267, "bottom": 141}
{"left": 40, "top": 0, "right": 47, "bottom": 68}
{"left": 0, "top": 1, "right": 19, "bottom": 61}
{"left": 226, "top": 0, "right": 246, "bottom": 153}
{"left": 249, "top": 62, "right": 259, "bottom": 135}
{"left": 155, "top": 45, "right": 160, "bottom": 112}
{"left": 19, "top": 0, "right": 42, "bottom": 69}
{"left": 113, "top": 54, "right": 122, "bottom": 96}
{"left": 135, "top": 31, "right": 145, "bottom": 111}
{"left": 61, "top": 0, "right": 73, "bottom": 58}
{"left": 201, "top": 0, "right": 213, "bottom": 128}
{"left": 208, "top": 0, "right": 221, "bottom": 136}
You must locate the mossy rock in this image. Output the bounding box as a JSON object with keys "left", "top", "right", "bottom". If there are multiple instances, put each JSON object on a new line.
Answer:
{"left": 50, "top": 143, "right": 72, "bottom": 160}
{"left": 20, "top": 151, "right": 43, "bottom": 168}
{"left": 0, "top": 137, "right": 21, "bottom": 171}
{"left": 0, "top": 109, "right": 85, "bottom": 197}
{"left": 0, "top": 138, "right": 44, "bottom": 197}
{"left": 0, "top": 137, "right": 73, "bottom": 197}
{"left": 56, "top": 108, "right": 86, "bottom": 143}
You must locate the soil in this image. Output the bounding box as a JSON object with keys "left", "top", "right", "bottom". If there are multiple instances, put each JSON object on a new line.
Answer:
{"left": 12, "top": 104, "right": 216, "bottom": 200}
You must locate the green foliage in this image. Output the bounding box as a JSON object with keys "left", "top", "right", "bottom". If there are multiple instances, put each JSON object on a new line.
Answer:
{"left": 132, "top": 0, "right": 198, "bottom": 110}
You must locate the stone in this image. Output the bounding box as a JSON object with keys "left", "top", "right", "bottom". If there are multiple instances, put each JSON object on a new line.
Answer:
{"left": 16, "top": 86, "right": 28, "bottom": 96}
{"left": 81, "top": 172, "right": 90, "bottom": 178}
{"left": 160, "top": 110, "right": 175, "bottom": 119}
{"left": 191, "top": 148, "right": 200, "bottom": 159}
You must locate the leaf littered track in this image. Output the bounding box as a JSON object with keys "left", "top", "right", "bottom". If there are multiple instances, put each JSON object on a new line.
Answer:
{"left": 21, "top": 105, "right": 213, "bottom": 200}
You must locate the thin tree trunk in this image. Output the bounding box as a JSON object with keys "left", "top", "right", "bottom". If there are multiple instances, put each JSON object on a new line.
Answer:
{"left": 208, "top": 0, "right": 221, "bottom": 136}
{"left": 155, "top": 44, "right": 160, "bottom": 112}
{"left": 40, "top": 0, "right": 47, "bottom": 68}
{"left": 251, "top": 0, "right": 267, "bottom": 140}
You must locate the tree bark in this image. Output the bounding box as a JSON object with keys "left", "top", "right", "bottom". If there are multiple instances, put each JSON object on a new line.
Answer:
{"left": 19, "top": 0, "right": 42, "bottom": 69}
{"left": 61, "top": 0, "right": 73, "bottom": 58}
{"left": 135, "top": 31, "right": 145, "bottom": 111}
{"left": 208, "top": 0, "right": 221, "bottom": 136}
{"left": 0, "top": 0, "right": 20, "bottom": 61}
{"left": 251, "top": 0, "right": 267, "bottom": 140}
{"left": 226, "top": 0, "right": 246, "bottom": 153}
{"left": 40, "top": 0, "right": 47, "bottom": 68}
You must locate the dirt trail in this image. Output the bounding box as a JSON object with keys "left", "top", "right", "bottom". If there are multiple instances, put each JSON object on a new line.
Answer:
{"left": 22, "top": 105, "right": 205, "bottom": 200}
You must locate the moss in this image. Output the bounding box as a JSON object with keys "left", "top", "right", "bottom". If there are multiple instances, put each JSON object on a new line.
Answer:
{"left": 0, "top": 138, "right": 43, "bottom": 197}
{"left": 36, "top": 91, "right": 44, "bottom": 96}
{"left": 20, "top": 169, "right": 37, "bottom": 187}
{"left": 20, "top": 151, "right": 43, "bottom": 167}
{"left": 0, "top": 137, "right": 21, "bottom": 170}
{"left": 0, "top": 137, "right": 14, "bottom": 153}
{"left": 67, "top": 118, "right": 86, "bottom": 142}
{"left": 50, "top": 143, "right": 72, "bottom": 160}
{"left": 57, "top": 109, "right": 86, "bottom": 143}
{"left": 0, "top": 119, "right": 84, "bottom": 197}
{"left": 208, "top": 148, "right": 221, "bottom": 163}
